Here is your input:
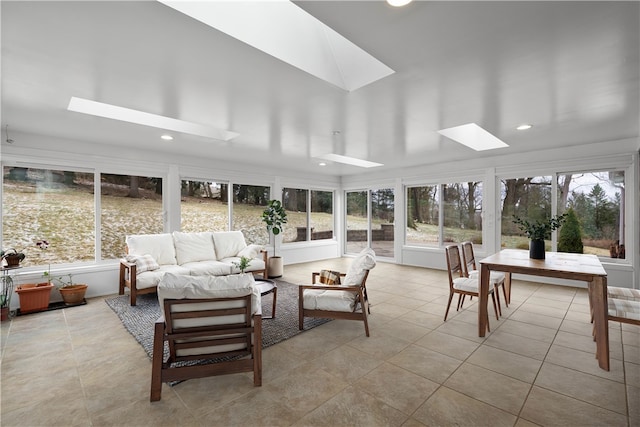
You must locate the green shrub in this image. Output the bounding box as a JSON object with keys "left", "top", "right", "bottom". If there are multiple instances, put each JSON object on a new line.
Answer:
{"left": 558, "top": 208, "right": 583, "bottom": 253}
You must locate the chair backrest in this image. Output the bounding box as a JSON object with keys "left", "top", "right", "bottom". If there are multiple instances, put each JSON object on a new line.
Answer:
{"left": 163, "top": 294, "right": 255, "bottom": 361}
{"left": 445, "top": 245, "right": 464, "bottom": 289}
{"left": 461, "top": 241, "right": 476, "bottom": 277}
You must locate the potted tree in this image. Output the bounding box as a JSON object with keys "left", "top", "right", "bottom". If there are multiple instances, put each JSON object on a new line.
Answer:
{"left": 513, "top": 213, "right": 567, "bottom": 259}
{"left": 261, "top": 199, "right": 288, "bottom": 278}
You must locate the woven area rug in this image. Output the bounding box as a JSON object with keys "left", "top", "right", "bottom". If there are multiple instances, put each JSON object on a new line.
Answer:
{"left": 105, "top": 278, "right": 330, "bottom": 359}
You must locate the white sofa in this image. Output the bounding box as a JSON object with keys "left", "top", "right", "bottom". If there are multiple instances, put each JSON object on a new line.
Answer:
{"left": 119, "top": 231, "right": 267, "bottom": 305}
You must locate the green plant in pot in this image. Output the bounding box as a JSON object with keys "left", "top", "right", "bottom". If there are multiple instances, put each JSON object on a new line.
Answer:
{"left": 513, "top": 213, "right": 567, "bottom": 259}
{"left": 232, "top": 256, "right": 252, "bottom": 274}
{"left": 261, "top": 199, "right": 288, "bottom": 278}
{"left": 43, "top": 271, "right": 88, "bottom": 306}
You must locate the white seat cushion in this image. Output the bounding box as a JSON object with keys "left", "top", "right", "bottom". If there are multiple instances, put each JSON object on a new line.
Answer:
{"left": 158, "top": 272, "right": 261, "bottom": 317}
{"left": 303, "top": 287, "right": 357, "bottom": 312}
{"left": 608, "top": 286, "right": 640, "bottom": 301}
{"left": 213, "top": 231, "right": 247, "bottom": 260}
{"left": 608, "top": 298, "right": 640, "bottom": 322}
{"left": 468, "top": 270, "right": 505, "bottom": 284}
{"left": 453, "top": 277, "right": 481, "bottom": 293}
{"left": 221, "top": 257, "right": 266, "bottom": 274}
{"left": 126, "top": 233, "right": 177, "bottom": 265}
{"left": 182, "top": 260, "right": 232, "bottom": 276}
{"left": 136, "top": 265, "right": 190, "bottom": 289}
{"left": 172, "top": 231, "right": 216, "bottom": 264}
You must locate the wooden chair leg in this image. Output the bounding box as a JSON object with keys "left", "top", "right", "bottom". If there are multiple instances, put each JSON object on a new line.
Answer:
{"left": 494, "top": 285, "right": 503, "bottom": 317}
{"left": 458, "top": 294, "right": 465, "bottom": 310}
{"left": 444, "top": 293, "right": 454, "bottom": 321}
{"left": 491, "top": 292, "right": 499, "bottom": 321}
{"left": 501, "top": 284, "right": 509, "bottom": 307}
{"left": 150, "top": 321, "right": 165, "bottom": 402}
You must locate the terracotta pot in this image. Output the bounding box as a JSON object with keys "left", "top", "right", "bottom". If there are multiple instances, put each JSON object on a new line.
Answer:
{"left": 16, "top": 283, "right": 54, "bottom": 313}
{"left": 59, "top": 284, "right": 88, "bottom": 305}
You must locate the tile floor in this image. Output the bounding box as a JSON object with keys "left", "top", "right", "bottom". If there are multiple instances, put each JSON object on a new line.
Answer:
{"left": 1, "top": 260, "right": 638, "bottom": 426}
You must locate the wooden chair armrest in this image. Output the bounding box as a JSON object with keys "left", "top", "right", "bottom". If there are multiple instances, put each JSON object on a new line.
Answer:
{"left": 300, "top": 284, "right": 361, "bottom": 292}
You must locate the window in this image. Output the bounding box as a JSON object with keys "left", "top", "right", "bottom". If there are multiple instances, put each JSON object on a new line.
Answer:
{"left": 346, "top": 190, "right": 368, "bottom": 254}
{"left": 443, "top": 182, "right": 482, "bottom": 245}
{"left": 558, "top": 171, "right": 625, "bottom": 258}
{"left": 181, "top": 180, "right": 229, "bottom": 233}
{"left": 310, "top": 190, "right": 333, "bottom": 240}
{"left": 282, "top": 188, "right": 334, "bottom": 243}
{"left": 101, "top": 173, "right": 163, "bottom": 259}
{"left": 500, "top": 176, "right": 552, "bottom": 249}
{"left": 406, "top": 181, "right": 482, "bottom": 247}
{"left": 2, "top": 166, "right": 95, "bottom": 266}
{"left": 406, "top": 185, "right": 439, "bottom": 245}
{"left": 232, "top": 184, "right": 269, "bottom": 245}
{"left": 371, "top": 188, "right": 394, "bottom": 258}
{"left": 282, "top": 188, "right": 308, "bottom": 243}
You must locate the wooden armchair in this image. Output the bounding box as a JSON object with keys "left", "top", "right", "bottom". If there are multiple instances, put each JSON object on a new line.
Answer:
{"left": 150, "top": 273, "right": 262, "bottom": 401}
{"left": 299, "top": 248, "right": 376, "bottom": 337}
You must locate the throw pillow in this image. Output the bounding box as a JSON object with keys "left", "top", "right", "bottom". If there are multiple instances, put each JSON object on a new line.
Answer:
{"left": 318, "top": 270, "right": 341, "bottom": 285}
{"left": 238, "top": 244, "right": 263, "bottom": 259}
{"left": 125, "top": 254, "right": 160, "bottom": 273}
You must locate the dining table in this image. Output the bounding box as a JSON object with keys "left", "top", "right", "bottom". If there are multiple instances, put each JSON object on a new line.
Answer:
{"left": 478, "top": 249, "right": 609, "bottom": 370}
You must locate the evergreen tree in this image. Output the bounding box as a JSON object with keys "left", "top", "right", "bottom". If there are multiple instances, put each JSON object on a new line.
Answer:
{"left": 558, "top": 208, "right": 583, "bottom": 253}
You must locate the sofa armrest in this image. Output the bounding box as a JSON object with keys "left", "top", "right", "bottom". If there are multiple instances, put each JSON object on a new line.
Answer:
{"left": 119, "top": 259, "right": 139, "bottom": 305}
{"left": 261, "top": 249, "right": 268, "bottom": 279}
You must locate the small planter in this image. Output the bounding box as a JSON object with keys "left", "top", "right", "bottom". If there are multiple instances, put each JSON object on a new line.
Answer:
{"left": 529, "top": 239, "right": 546, "bottom": 260}
{"left": 16, "top": 283, "right": 54, "bottom": 313}
{"left": 59, "top": 284, "right": 88, "bottom": 305}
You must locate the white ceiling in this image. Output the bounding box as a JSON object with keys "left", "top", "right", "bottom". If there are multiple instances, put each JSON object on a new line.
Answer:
{"left": 2, "top": 1, "right": 639, "bottom": 177}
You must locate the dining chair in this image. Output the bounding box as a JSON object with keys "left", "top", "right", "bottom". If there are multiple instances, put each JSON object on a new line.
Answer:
{"left": 444, "top": 245, "right": 499, "bottom": 328}
{"left": 461, "top": 241, "right": 508, "bottom": 316}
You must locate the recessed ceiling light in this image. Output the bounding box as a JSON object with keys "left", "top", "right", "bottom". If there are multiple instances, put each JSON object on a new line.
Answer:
{"left": 161, "top": 134, "right": 174, "bottom": 141}
{"left": 387, "top": 0, "right": 413, "bottom": 6}
{"left": 68, "top": 97, "right": 239, "bottom": 141}
{"left": 159, "top": 1, "right": 394, "bottom": 91}
{"left": 437, "top": 123, "right": 509, "bottom": 151}
{"left": 318, "top": 162, "right": 327, "bottom": 167}
{"left": 317, "top": 153, "right": 383, "bottom": 168}
{"left": 516, "top": 124, "right": 533, "bottom": 131}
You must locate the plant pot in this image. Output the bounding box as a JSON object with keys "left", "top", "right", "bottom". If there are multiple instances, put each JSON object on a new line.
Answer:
{"left": 268, "top": 256, "right": 283, "bottom": 278}
{"left": 3, "top": 254, "right": 22, "bottom": 267}
{"left": 529, "top": 239, "right": 546, "bottom": 260}
{"left": 1, "top": 306, "right": 9, "bottom": 321}
{"left": 16, "top": 283, "right": 54, "bottom": 313}
{"left": 59, "top": 284, "right": 88, "bottom": 305}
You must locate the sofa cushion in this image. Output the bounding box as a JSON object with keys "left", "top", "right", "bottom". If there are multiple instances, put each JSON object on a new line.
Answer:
{"left": 237, "top": 244, "right": 263, "bottom": 259}
{"left": 126, "top": 233, "right": 177, "bottom": 266}
{"left": 303, "top": 288, "right": 356, "bottom": 311}
{"left": 158, "top": 272, "right": 261, "bottom": 317}
{"left": 125, "top": 254, "right": 160, "bottom": 273}
{"left": 182, "top": 260, "right": 232, "bottom": 276}
{"left": 222, "top": 257, "right": 266, "bottom": 275}
{"left": 136, "top": 264, "right": 190, "bottom": 290}
{"left": 213, "top": 231, "right": 247, "bottom": 260}
{"left": 343, "top": 247, "right": 376, "bottom": 286}
{"left": 172, "top": 231, "right": 216, "bottom": 265}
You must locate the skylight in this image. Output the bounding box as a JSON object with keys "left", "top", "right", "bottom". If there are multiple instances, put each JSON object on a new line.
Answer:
{"left": 67, "top": 97, "right": 239, "bottom": 141}
{"left": 158, "top": 0, "right": 394, "bottom": 91}
{"left": 437, "top": 123, "right": 509, "bottom": 151}
{"left": 316, "top": 153, "right": 383, "bottom": 168}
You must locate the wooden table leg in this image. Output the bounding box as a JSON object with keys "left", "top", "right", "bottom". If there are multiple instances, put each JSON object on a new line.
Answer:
{"left": 590, "top": 276, "right": 610, "bottom": 371}
{"left": 479, "top": 264, "right": 490, "bottom": 337}
{"left": 504, "top": 272, "right": 512, "bottom": 305}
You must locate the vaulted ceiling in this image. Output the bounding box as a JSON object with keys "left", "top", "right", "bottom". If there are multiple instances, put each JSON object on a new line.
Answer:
{"left": 2, "top": 1, "right": 638, "bottom": 176}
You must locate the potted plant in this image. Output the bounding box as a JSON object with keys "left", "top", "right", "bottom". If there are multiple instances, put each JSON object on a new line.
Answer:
{"left": 1, "top": 248, "right": 25, "bottom": 268}
{"left": 43, "top": 271, "right": 88, "bottom": 306}
{"left": 261, "top": 199, "right": 288, "bottom": 278}
{"left": 1, "top": 272, "right": 15, "bottom": 321}
{"left": 512, "top": 213, "right": 567, "bottom": 259}
{"left": 232, "top": 256, "right": 252, "bottom": 274}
